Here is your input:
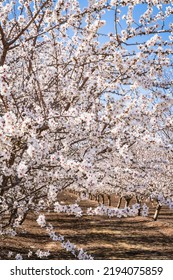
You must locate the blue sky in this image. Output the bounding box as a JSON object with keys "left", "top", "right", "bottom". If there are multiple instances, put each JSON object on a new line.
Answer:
{"left": 78, "top": 0, "right": 173, "bottom": 45}
{"left": 77, "top": 0, "right": 173, "bottom": 100}
{"left": 3, "top": 0, "right": 172, "bottom": 46}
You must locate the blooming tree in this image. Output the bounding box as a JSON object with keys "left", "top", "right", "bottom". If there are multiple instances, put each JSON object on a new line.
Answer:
{"left": 0, "top": 0, "right": 173, "bottom": 258}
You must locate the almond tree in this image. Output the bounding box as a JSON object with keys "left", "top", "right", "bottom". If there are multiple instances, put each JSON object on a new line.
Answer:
{"left": 0, "top": 0, "right": 173, "bottom": 258}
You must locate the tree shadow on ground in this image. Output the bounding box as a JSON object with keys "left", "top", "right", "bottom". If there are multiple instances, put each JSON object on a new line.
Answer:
{"left": 1, "top": 192, "right": 173, "bottom": 260}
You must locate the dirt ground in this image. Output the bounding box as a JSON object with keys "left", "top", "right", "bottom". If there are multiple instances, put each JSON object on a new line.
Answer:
{"left": 1, "top": 191, "right": 173, "bottom": 260}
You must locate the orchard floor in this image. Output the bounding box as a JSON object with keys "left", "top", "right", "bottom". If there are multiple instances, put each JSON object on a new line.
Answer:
{"left": 1, "top": 191, "right": 173, "bottom": 260}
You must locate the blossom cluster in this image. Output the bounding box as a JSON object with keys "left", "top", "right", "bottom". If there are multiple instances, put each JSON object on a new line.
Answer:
{"left": 86, "top": 203, "right": 149, "bottom": 218}
{"left": 54, "top": 202, "right": 83, "bottom": 217}
{"left": 35, "top": 249, "right": 50, "bottom": 258}
{"left": 0, "top": 65, "right": 11, "bottom": 96}
{"left": 37, "top": 216, "right": 94, "bottom": 260}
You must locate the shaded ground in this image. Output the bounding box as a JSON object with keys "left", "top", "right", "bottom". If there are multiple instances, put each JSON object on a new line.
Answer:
{"left": 1, "top": 192, "right": 173, "bottom": 260}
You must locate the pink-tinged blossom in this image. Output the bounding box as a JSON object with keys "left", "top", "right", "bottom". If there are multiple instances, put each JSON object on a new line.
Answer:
{"left": 35, "top": 249, "right": 50, "bottom": 258}
{"left": 17, "top": 162, "right": 28, "bottom": 178}
{"left": 36, "top": 215, "right": 46, "bottom": 228}
{"left": 15, "top": 254, "right": 23, "bottom": 260}
{"left": 27, "top": 145, "right": 36, "bottom": 158}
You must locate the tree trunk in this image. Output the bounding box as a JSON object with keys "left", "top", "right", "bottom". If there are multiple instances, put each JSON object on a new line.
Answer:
{"left": 153, "top": 203, "right": 162, "bottom": 221}
{"left": 107, "top": 195, "right": 111, "bottom": 206}
{"left": 136, "top": 195, "right": 141, "bottom": 216}
{"left": 117, "top": 196, "right": 122, "bottom": 208}
{"left": 9, "top": 208, "right": 18, "bottom": 227}
{"left": 101, "top": 194, "right": 105, "bottom": 205}
{"left": 97, "top": 194, "right": 104, "bottom": 204}
{"left": 19, "top": 211, "right": 28, "bottom": 225}
{"left": 125, "top": 197, "right": 131, "bottom": 208}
